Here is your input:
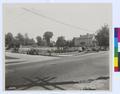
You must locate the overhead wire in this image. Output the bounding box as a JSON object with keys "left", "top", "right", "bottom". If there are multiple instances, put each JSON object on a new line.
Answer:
{"left": 22, "top": 7, "right": 94, "bottom": 32}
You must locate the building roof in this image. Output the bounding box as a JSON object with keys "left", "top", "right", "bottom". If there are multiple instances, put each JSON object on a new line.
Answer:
{"left": 80, "top": 33, "right": 95, "bottom": 39}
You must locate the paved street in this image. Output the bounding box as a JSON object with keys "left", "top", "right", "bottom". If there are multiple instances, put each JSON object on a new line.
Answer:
{"left": 5, "top": 51, "right": 109, "bottom": 89}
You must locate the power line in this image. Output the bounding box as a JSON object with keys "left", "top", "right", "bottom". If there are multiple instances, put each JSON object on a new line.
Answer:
{"left": 22, "top": 7, "right": 94, "bottom": 32}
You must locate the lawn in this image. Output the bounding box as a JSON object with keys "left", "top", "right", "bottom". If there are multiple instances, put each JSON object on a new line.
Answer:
{"left": 5, "top": 56, "right": 19, "bottom": 59}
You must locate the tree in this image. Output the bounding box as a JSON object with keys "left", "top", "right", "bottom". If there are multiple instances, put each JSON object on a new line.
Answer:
{"left": 36, "top": 36, "right": 42, "bottom": 46}
{"left": 95, "top": 24, "right": 109, "bottom": 49}
{"left": 43, "top": 31, "right": 53, "bottom": 46}
{"left": 49, "top": 41, "right": 55, "bottom": 47}
{"left": 12, "top": 39, "right": 20, "bottom": 52}
{"left": 24, "top": 33, "right": 35, "bottom": 46}
{"left": 69, "top": 40, "right": 74, "bottom": 47}
{"left": 5, "top": 32, "right": 20, "bottom": 51}
{"left": 15, "top": 33, "right": 25, "bottom": 45}
{"left": 65, "top": 40, "right": 70, "bottom": 47}
{"left": 56, "top": 36, "right": 66, "bottom": 49}
{"left": 65, "top": 40, "right": 74, "bottom": 47}
{"left": 28, "top": 38, "right": 36, "bottom": 45}
{"left": 5, "top": 32, "right": 14, "bottom": 49}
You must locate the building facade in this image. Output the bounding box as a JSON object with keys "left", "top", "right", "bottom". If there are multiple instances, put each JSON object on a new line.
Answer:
{"left": 73, "top": 33, "right": 97, "bottom": 47}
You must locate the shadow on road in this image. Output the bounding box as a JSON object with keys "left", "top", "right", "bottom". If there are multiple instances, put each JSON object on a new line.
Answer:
{"left": 6, "top": 75, "right": 109, "bottom": 90}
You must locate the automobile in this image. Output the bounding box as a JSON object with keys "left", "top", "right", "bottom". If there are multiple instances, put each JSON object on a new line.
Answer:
{"left": 100, "top": 47, "right": 106, "bottom": 51}
{"left": 86, "top": 48, "right": 92, "bottom": 51}
{"left": 27, "top": 48, "right": 39, "bottom": 55}
{"left": 78, "top": 47, "right": 83, "bottom": 52}
{"left": 92, "top": 47, "right": 99, "bottom": 52}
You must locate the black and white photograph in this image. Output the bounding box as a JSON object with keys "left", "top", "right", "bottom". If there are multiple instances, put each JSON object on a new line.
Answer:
{"left": 4, "top": 3, "right": 112, "bottom": 90}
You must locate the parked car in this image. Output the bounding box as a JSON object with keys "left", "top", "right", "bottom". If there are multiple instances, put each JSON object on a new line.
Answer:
{"left": 92, "top": 47, "right": 99, "bottom": 52}
{"left": 78, "top": 47, "right": 83, "bottom": 52}
{"left": 27, "top": 48, "right": 39, "bottom": 55}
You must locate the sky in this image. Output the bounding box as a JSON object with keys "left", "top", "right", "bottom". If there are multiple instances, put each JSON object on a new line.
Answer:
{"left": 3, "top": 3, "right": 112, "bottom": 41}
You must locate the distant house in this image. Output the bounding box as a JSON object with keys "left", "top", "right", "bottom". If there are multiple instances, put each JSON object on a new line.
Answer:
{"left": 73, "top": 33, "right": 97, "bottom": 47}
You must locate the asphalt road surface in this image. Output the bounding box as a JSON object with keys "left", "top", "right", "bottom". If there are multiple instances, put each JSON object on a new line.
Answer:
{"left": 5, "top": 51, "right": 109, "bottom": 88}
